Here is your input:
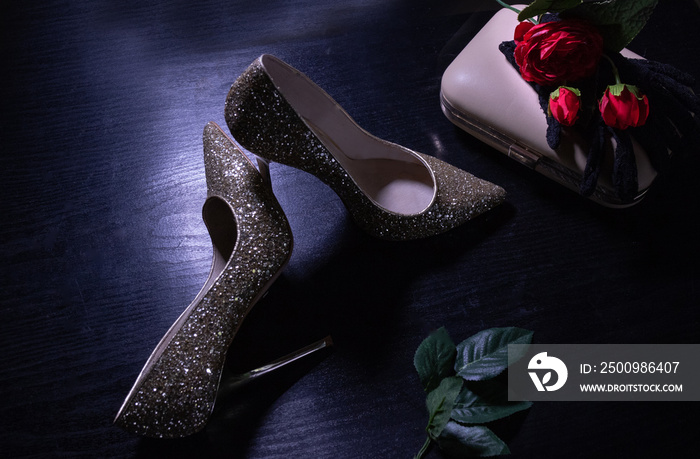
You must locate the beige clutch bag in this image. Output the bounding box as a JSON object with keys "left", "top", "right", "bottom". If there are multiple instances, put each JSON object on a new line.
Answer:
{"left": 440, "top": 7, "right": 656, "bottom": 207}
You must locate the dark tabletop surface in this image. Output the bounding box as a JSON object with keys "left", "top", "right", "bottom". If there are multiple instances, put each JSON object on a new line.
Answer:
{"left": 2, "top": 1, "right": 699, "bottom": 458}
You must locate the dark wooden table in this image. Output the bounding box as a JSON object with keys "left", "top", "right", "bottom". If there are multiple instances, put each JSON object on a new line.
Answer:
{"left": 2, "top": 1, "right": 699, "bottom": 457}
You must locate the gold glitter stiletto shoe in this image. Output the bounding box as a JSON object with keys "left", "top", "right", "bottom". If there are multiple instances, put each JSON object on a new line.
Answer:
{"left": 225, "top": 54, "right": 506, "bottom": 241}
{"left": 114, "top": 122, "right": 293, "bottom": 438}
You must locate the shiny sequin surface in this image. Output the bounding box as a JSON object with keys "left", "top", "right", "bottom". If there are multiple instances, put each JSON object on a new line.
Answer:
{"left": 224, "top": 55, "right": 506, "bottom": 241}
{"left": 114, "top": 122, "right": 293, "bottom": 438}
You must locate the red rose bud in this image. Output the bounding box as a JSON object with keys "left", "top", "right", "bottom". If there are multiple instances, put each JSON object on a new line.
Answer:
{"left": 514, "top": 21, "right": 534, "bottom": 43}
{"left": 599, "top": 84, "right": 650, "bottom": 130}
{"left": 549, "top": 86, "right": 581, "bottom": 126}
{"left": 514, "top": 19, "right": 603, "bottom": 87}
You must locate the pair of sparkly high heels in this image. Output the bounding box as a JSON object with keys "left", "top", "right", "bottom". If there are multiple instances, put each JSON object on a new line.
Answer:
{"left": 114, "top": 55, "right": 506, "bottom": 438}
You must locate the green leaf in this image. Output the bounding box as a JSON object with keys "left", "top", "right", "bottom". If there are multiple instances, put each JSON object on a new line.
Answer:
{"left": 451, "top": 383, "right": 533, "bottom": 424}
{"left": 437, "top": 422, "right": 510, "bottom": 457}
{"left": 414, "top": 327, "right": 457, "bottom": 393}
{"left": 454, "top": 327, "right": 533, "bottom": 381}
{"left": 552, "top": 86, "right": 581, "bottom": 99}
{"left": 607, "top": 82, "right": 626, "bottom": 96}
{"left": 563, "top": 0, "right": 659, "bottom": 52}
{"left": 426, "top": 376, "right": 463, "bottom": 440}
{"left": 518, "top": 0, "right": 582, "bottom": 22}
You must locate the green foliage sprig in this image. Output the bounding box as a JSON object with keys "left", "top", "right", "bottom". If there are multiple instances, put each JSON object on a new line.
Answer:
{"left": 509, "top": 0, "right": 659, "bottom": 52}
{"left": 414, "top": 327, "right": 534, "bottom": 458}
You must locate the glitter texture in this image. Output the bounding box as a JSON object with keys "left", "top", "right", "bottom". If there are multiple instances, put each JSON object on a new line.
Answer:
{"left": 114, "top": 122, "right": 293, "bottom": 438}
{"left": 224, "top": 54, "right": 506, "bottom": 241}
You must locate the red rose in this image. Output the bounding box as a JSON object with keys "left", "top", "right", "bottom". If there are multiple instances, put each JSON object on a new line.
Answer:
{"left": 514, "top": 19, "right": 604, "bottom": 87}
{"left": 549, "top": 86, "right": 581, "bottom": 126}
{"left": 599, "top": 84, "right": 650, "bottom": 130}
{"left": 514, "top": 21, "right": 534, "bottom": 43}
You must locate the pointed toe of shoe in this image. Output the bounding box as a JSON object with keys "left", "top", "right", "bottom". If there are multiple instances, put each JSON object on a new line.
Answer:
{"left": 446, "top": 164, "right": 506, "bottom": 218}
{"left": 397, "top": 153, "right": 505, "bottom": 239}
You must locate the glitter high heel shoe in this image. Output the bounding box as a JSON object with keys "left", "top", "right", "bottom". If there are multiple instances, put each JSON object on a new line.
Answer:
{"left": 114, "top": 122, "right": 294, "bottom": 438}
{"left": 225, "top": 54, "right": 506, "bottom": 241}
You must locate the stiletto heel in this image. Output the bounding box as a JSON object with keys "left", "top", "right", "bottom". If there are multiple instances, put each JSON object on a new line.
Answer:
{"left": 225, "top": 54, "right": 506, "bottom": 241}
{"left": 219, "top": 335, "right": 333, "bottom": 395}
{"left": 256, "top": 156, "right": 272, "bottom": 186}
{"left": 114, "top": 122, "right": 293, "bottom": 438}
